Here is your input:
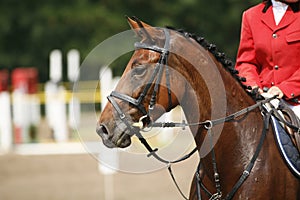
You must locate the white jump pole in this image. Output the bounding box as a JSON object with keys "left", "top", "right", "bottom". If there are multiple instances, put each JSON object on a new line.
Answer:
{"left": 50, "top": 49, "right": 62, "bottom": 83}
{"left": 68, "top": 97, "right": 80, "bottom": 133}
{"left": 0, "top": 91, "right": 12, "bottom": 152}
{"left": 67, "top": 49, "right": 80, "bottom": 83}
{"left": 47, "top": 49, "right": 68, "bottom": 142}
{"left": 67, "top": 49, "right": 81, "bottom": 135}
{"left": 12, "top": 68, "right": 40, "bottom": 143}
{"left": 100, "top": 67, "right": 112, "bottom": 111}
{"left": 29, "top": 95, "right": 41, "bottom": 130}
{"left": 53, "top": 85, "right": 68, "bottom": 142}
{"left": 27, "top": 68, "right": 40, "bottom": 142}
{"left": 12, "top": 88, "right": 30, "bottom": 143}
{"left": 45, "top": 82, "right": 57, "bottom": 132}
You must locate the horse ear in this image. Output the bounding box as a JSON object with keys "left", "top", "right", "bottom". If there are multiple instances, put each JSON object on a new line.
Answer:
{"left": 126, "top": 16, "right": 140, "bottom": 30}
{"left": 126, "top": 16, "right": 156, "bottom": 44}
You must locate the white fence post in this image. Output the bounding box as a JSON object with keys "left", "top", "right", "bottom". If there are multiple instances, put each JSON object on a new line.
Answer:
{"left": 46, "top": 49, "right": 68, "bottom": 142}
{"left": 50, "top": 50, "right": 62, "bottom": 83}
{"left": 45, "top": 82, "right": 68, "bottom": 142}
{"left": 67, "top": 49, "right": 81, "bottom": 133}
{"left": 0, "top": 91, "right": 12, "bottom": 152}
{"left": 12, "top": 89, "right": 30, "bottom": 143}
{"left": 67, "top": 49, "right": 80, "bottom": 82}
{"left": 100, "top": 67, "right": 112, "bottom": 111}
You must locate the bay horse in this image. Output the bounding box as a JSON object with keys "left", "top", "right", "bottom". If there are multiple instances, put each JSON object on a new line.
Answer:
{"left": 97, "top": 17, "right": 300, "bottom": 199}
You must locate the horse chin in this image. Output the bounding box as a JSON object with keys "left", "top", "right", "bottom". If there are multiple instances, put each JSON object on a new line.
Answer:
{"left": 101, "top": 138, "right": 118, "bottom": 148}
{"left": 115, "top": 133, "right": 132, "bottom": 148}
{"left": 102, "top": 135, "right": 131, "bottom": 148}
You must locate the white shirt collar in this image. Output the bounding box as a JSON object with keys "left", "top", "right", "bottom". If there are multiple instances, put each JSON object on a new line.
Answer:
{"left": 271, "top": 0, "right": 289, "bottom": 25}
{"left": 272, "top": 0, "right": 288, "bottom": 10}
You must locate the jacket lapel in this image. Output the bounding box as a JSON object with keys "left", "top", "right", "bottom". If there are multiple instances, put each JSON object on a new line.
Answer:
{"left": 276, "top": 7, "right": 297, "bottom": 31}
{"left": 261, "top": 6, "right": 276, "bottom": 31}
{"left": 261, "top": 6, "right": 297, "bottom": 32}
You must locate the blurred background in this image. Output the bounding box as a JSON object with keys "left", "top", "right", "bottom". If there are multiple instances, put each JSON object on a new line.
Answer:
{"left": 0, "top": 0, "right": 260, "bottom": 199}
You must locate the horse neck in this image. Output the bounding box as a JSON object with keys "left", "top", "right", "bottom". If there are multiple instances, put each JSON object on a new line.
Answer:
{"left": 213, "top": 54, "right": 256, "bottom": 114}
{"left": 171, "top": 40, "right": 254, "bottom": 125}
{"left": 169, "top": 38, "right": 263, "bottom": 155}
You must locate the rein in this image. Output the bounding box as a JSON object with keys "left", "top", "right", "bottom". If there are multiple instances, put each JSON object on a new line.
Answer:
{"left": 134, "top": 96, "right": 278, "bottom": 200}
{"left": 193, "top": 103, "right": 274, "bottom": 200}
{"left": 106, "top": 27, "right": 280, "bottom": 199}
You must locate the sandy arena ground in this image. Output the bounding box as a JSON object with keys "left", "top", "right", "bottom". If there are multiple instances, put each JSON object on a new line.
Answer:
{"left": 0, "top": 152, "right": 198, "bottom": 200}
{"left": 0, "top": 108, "right": 199, "bottom": 200}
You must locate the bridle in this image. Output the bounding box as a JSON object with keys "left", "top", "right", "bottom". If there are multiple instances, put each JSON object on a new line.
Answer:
{"left": 107, "top": 28, "right": 173, "bottom": 145}
{"left": 105, "top": 27, "right": 285, "bottom": 200}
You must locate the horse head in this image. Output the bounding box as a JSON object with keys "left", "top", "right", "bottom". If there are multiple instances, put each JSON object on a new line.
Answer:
{"left": 97, "top": 17, "right": 189, "bottom": 148}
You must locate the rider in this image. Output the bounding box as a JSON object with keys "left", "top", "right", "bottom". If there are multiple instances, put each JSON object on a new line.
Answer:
{"left": 235, "top": 0, "right": 300, "bottom": 118}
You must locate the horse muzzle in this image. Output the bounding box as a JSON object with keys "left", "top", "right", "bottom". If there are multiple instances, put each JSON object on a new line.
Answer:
{"left": 96, "top": 123, "right": 132, "bottom": 148}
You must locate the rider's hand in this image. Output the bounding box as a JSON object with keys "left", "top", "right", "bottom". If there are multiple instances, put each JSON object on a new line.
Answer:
{"left": 267, "top": 86, "right": 284, "bottom": 98}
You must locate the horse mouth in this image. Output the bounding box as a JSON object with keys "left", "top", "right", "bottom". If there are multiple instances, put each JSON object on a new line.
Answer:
{"left": 96, "top": 124, "right": 132, "bottom": 148}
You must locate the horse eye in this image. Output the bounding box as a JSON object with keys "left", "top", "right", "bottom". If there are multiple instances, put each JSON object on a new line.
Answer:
{"left": 133, "top": 66, "right": 147, "bottom": 77}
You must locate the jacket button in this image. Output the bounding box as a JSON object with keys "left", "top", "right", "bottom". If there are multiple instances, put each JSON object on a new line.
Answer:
{"left": 272, "top": 33, "right": 277, "bottom": 38}
{"left": 291, "top": 93, "right": 295, "bottom": 97}
{"left": 274, "top": 65, "right": 279, "bottom": 70}
{"left": 271, "top": 82, "right": 274, "bottom": 86}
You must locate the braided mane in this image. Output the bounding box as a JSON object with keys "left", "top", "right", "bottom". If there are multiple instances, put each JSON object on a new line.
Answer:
{"left": 166, "top": 26, "right": 250, "bottom": 91}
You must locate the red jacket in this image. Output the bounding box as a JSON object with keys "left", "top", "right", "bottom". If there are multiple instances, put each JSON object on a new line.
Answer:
{"left": 235, "top": 2, "right": 300, "bottom": 104}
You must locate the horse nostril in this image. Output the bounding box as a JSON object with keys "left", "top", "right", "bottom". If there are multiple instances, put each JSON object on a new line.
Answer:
{"left": 96, "top": 124, "right": 108, "bottom": 136}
